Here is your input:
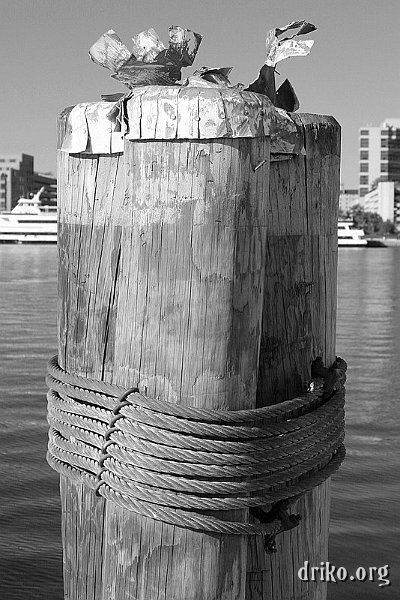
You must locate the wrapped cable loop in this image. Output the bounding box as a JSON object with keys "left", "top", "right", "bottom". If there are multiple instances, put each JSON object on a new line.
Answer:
{"left": 46, "top": 355, "right": 346, "bottom": 538}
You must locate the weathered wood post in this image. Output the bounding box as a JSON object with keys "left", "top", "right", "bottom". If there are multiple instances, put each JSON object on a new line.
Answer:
{"left": 52, "top": 86, "right": 340, "bottom": 600}
{"left": 54, "top": 88, "right": 296, "bottom": 600}
{"left": 246, "top": 114, "right": 341, "bottom": 600}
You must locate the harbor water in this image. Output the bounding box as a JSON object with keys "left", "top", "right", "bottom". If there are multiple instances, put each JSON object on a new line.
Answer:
{"left": 0, "top": 244, "right": 399, "bottom": 599}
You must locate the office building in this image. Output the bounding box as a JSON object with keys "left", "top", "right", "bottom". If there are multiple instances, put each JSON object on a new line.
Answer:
{"left": 0, "top": 154, "right": 34, "bottom": 212}
{"left": 359, "top": 118, "right": 400, "bottom": 197}
{"left": 363, "top": 181, "right": 400, "bottom": 229}
{"left": 0, "top": 153, "right": 56, "bottom": 211}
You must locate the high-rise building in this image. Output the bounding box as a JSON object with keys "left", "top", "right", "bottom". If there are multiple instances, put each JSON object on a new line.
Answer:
{"left": 0, "top": 154, "right": 56, "bottom": 211}
{"left": 358, "top": 118, "right": 400, "bottom": 197}
{"left": 0, "top": 154, "right": 34, "bottom": 211}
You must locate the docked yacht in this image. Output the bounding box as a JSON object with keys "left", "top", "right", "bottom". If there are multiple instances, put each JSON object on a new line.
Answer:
{"left": 338, "top": 220, "right": 367, "bottom": 247}
{"left": 0, "top": 187, "right": 57, "bottom": 243}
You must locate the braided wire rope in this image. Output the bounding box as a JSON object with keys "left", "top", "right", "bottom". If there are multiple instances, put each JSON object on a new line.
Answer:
{"left": 46, "top": 355, "right": 346, "bottom": 536}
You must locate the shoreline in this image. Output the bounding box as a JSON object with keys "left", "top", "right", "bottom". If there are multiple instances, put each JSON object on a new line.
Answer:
{"left": 367, "top": 237, "right": 400, "bottom": 246}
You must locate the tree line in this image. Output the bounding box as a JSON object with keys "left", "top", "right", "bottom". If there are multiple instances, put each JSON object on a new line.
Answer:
{"left": 339, "top": 205, "right": 397, "bottom": 235}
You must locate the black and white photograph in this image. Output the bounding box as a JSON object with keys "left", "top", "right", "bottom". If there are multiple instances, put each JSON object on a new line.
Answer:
{"left": 0, "top": 1, "right": 398, "bottom": 599}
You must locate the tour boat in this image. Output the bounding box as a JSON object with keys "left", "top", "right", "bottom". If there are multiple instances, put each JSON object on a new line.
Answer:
{"left": 0, "top": 187, "right": 57, "bottom": 243}
{"left": 338, "top": 220, "right": 367, "bottom": 247}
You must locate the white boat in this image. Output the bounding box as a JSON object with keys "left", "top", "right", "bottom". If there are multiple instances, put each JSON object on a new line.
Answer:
{"left": 338, "top": 220, "right": 367, "bottom": 247}
{"left": 0, "top": 187, "right": 57, "bottom": 243}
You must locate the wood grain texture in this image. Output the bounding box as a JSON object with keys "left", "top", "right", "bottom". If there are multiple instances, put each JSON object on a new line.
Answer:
{"left": 57, "top": 123, "right": 271, "bottom": 598}
{"left": 60, "top": 477, "right": 107, "bottom": 600}
{"left": 56, "top": 110, "right": 340, "bottom": 600}
{"left": 246, "top": 114, "right": 340, "bottom": 600}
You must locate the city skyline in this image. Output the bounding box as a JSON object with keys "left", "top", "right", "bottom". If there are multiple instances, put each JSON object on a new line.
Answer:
{"left": 2, "top": 0, "right": 400, "bottom": 188}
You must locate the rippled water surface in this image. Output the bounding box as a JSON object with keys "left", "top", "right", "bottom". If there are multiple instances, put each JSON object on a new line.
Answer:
{"left": 329, "top": 247, "right": 400, "bottom": 599}
{"left": 0, "top": 244, "right": 399, "bottom": 599}
{"left": 0, "top": 246, "right": 61, "bottom": 599}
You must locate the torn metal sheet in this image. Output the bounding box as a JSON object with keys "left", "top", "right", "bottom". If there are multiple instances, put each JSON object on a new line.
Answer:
{"left": 197, "top": 87, "right": 226, "bottom": 138}
{"left": 60, "top": 87, "right": 304, "bottom": 155}
{"left": 275, "top": 21, "right": 316, "bottom": 39}
{"left": 276, "top": 78, "right": 299, "bottom": 112}
{"left": 64, "top": 22, "right": 318, "bottom": 154}
{"left": 155, "top": 87, "right": 179, "bottom": 139}
{"left": 132, "top": 28, "right": 166, "bottom": 63}
{"left": 85, "top": 103, "right": 114, "bottom": 153}
{"left": 269, "top": 108, "right": 304, "bottom": 155}
{"left": 101, "top": 93, "right": 125, "bottom": 102}
{"left": 60, "top": 101, "right": 124, "bottom": 154}
{"left": 267, "top": 36, "right": 314, "bottom": 66}
{"left": 122, "top": 86, "right": 303, "bottom": 154}
{"left": 61, "top": 104, "right": 89, "bottom": 153}
{"left": 89, "top": 30, "right": 133, "bottom": 73}
{"left": 88, "top": 22, "right": 314, "bottom": 112}
{"left": 112, "top": 63, "right": 180, "bottom": 87}
{"left": 90, "top": 26, "right": 202, "bottom": 88}
{"left": 191, "top": 67, "right": 233, "bottom": 87}
{"left": 245, "top": 20, "right": 316, "bottom": 110}
{"left": 245, "top": 65, "right": 276, "bottom": 104}
{"left": 167, "top": 26, "right": 202, "bottom": 67}
{"left": 265, "top": 20, "right": 315, "bottom": 67}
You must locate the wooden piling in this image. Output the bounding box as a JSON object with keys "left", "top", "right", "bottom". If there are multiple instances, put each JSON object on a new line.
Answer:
{"left": 57, "top": 107, "right": 271, "bottom": 597}
{"left": 247, "top": 114, "right": 341, "bottom": 600}
{"left": 56, "top": 98, "right": 340, "bottom": 600}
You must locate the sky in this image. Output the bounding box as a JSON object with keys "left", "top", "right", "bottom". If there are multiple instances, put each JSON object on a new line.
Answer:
{"left": 1, "top": 0, "right": 400, "bottom": 188}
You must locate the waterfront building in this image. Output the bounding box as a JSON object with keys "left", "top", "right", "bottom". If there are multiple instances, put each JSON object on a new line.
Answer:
{"left": 363, "top": 181, "right": 400, "bottom": 229}
{"left": 0, "top": 154, "right": 34, "bottom": 212}
{"left": 339, "top": 187, "right": 361, "bottom": 214}
{"left": 358, "top": 118, "right": 400, "bottom": 197}
{"left": 33, "top": 172, "right": 57, "bottom": 204}
{"left": 0, "top": 153, "right": 56, "bottom": 211}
